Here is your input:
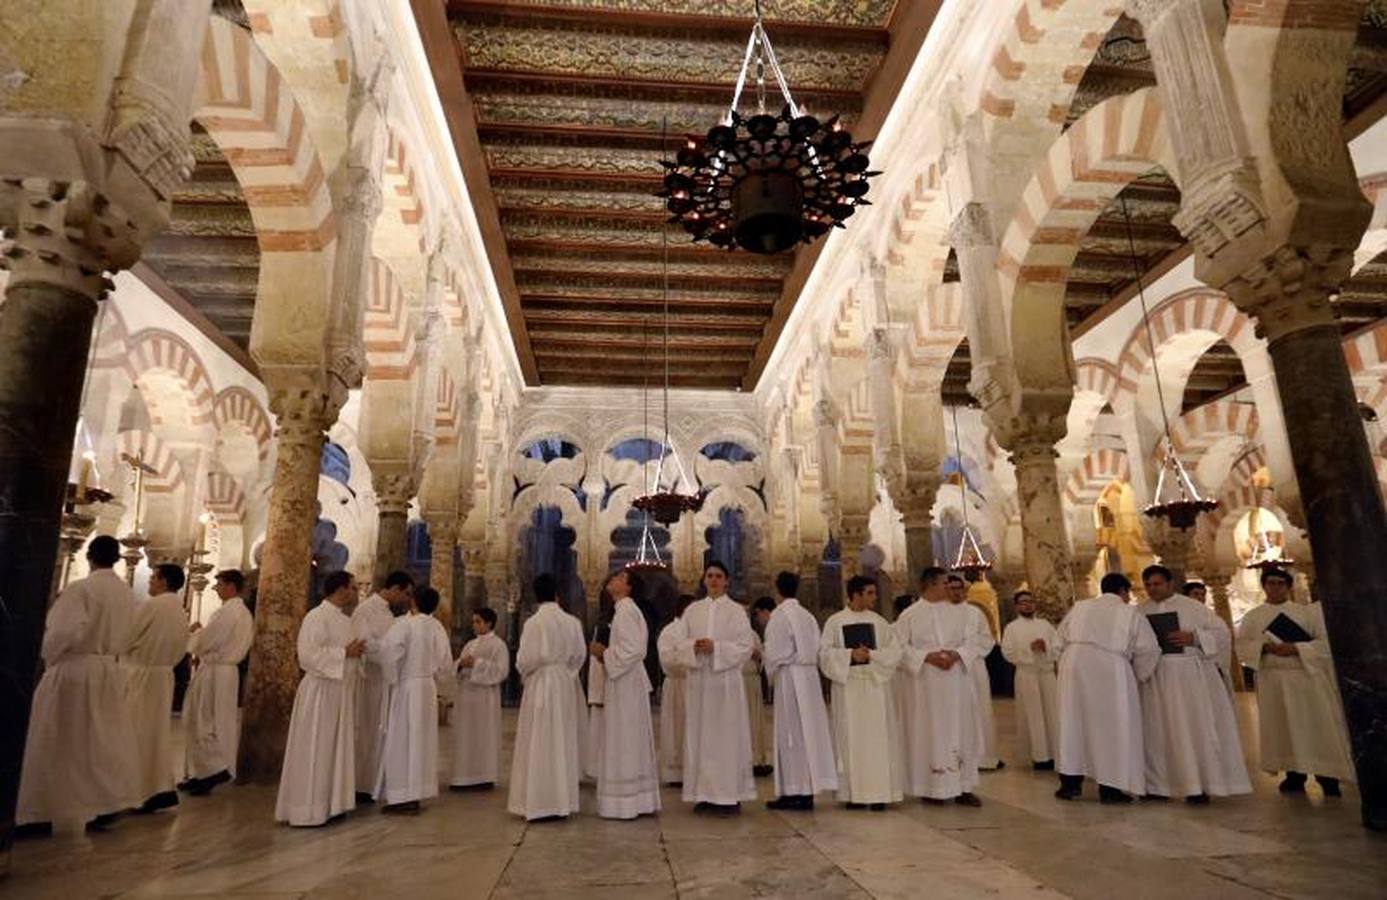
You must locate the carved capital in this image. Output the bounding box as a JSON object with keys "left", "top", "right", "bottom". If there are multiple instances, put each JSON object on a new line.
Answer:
{"left": 813, "top": 397, "right": 839, "bottom": 430}
{"left": 0, "top": 179, "right": 142, "bottom": 295}
{"left": 427, "top": 516, "right": 458, "bottom": 548}
{"left": 1222, "top": 244, "right": 1349, "bottom": 342}
{"left": 104, "top": 78, "right": 195, "bottom": 201}
{"left": 268, "top": 383, "right": 338, "bottom": 449}
{"left": 948, "top": 202, "right": 995, "bottom": 249}
{"left": 1171, "top": 160, "right": 1268, "bottom": 259}
{"left": 993, "top": 412, "right": 1067, "bottom": 460}
{"left": 372, "top": 470, "right": 417, "bottom": 516}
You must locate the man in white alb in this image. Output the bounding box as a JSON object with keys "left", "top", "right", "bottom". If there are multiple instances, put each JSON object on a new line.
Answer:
{"left": 16, "top": 536, "right": 138, "bottom": 838}
{"left": 656, "top": 594, "right": 695, "bottom": 786}
{"left": 508, "top": 573, "right": 587, "bottom": 820}
{"left": 123, "top": 563, "right": 193, "bottom": 815}
{"left": 590, "top": 569, "right": 660, "bottom": 819}
{"left": 183, "top": 568, "right": 253, "bottom": 796}
{"left": 764, "top": 571, "right": 836, "bottom": 811}
{"left": 450, "top": 607, "right": 509, "bottom": 790}
{"left": 1137, "top": 564, "right": 1250, "bottom": 804}
{"left": 821, "top": 575, "right": 903, "bottom": 810}
{"left": 677, "top": 561, "right": 757, "bottom": 815}
{"left": 350, "top": 570, "right": 411, "bottom": 803}
{"left": 1234, "top": 566, "right": 1355, "bottom": 797}
{"left": 1055, "top": 572, "right": 1160, "bottom": 803}
{"left": 999, "top": 590, "right": 1059, "bottom": 770}
{"left": 896, "top": 566, "right": 992, "bottom": 807}
{"left": 275, "top": 570, "right": 367, "bottom": 827}
{"left": 949, "top": 573, "right": 1001, "bottom": 770}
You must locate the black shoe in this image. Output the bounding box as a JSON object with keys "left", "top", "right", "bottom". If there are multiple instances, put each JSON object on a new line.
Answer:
{"left": 1141, "top": 794, "right": 1169, "bottom": 802}
{"left": 869, "top": 803, "right": 886, "bottom": 812}
{"left": 1279, "top": 772, "right": 1307, "bottom": 794}
{"left": 767, "top": 795, "right": 807, "bottom": 811}
{"left": 188, "top": 770, "right": 231, "bottom": 796}
{"left": 667, "top": 781, "right": 683, "bottom": 789}
{"left": 449, "top": 782, "right": 495, "bottom": 792}
{"left": 920, "top": 796, "right": 948, "bottom": 806}
{"left": 994, "top": 761, "right": 1006, "bottom": 770}
{"left": 1032, "top": 760, "right": 1055, "bottom": 771}
{"left": 1054, "top": 786, "right": 1080, "bottom": 801}
{"left": 325, "top": 812, "right": 347, "bottom": 825}
{"left": 1185, "top": 793, "right": 1210, "bottom": 805}
{"left": 135, "top": 791, "right": 180, "bottom": 814}
{"left": 695, "top": 802, "right": 738, "bottom": 817}
{"left": 177, "top": 777, "right": 198, "bottom": 792}
{"left": 14, "top": 821, "right": 53, "bottom": 840}
{"left": 1317, "top": 776, "right": 1342, "bottom": 797}
{"left": 85, "top": 812, "right": 119, "bottom": 832}
{"left": 356, "top": 791, "right": 376, "bottom": 804}
{"left": 845, "top": 802, "right": 866, "bottom": 810}
{"left": 752, "top": 765, "right": 774, "bottom": 777}
{"left": 1098, "top": 785, "right": 1132, "bottom": 804}
{"left": 383, "top": 800, "right": 421, "bottom": 815}
{"left": 955, "top": 793, "right": 982, "bottom": 808}
{"left": 529, "top": 813, "right": 569, "bottom": 822}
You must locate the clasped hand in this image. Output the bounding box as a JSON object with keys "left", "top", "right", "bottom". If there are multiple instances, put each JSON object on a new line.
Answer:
{"left": 345, "top": 638, "right": 367, "bottom": 659}
{"left": 849, "top": 645, "right": 871, "bottom": 664}
{"left": 694, "top": 638, "right": 715, "bottom": 656}
{"left": 589, "top": 641, "right": 607, "bottom": 660}
{"left": 925, "top": 649, "right": 958, "bottom": 670}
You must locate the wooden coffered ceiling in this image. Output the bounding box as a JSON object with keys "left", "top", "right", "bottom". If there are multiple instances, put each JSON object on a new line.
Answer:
{"left": 427, "top": 0, "right": 941, "bottom": 389}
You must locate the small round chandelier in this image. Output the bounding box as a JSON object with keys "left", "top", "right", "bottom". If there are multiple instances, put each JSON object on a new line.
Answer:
{"left": 658, "top": 1, "right": 879, "bottom": 255}
{"left": 949, "top": 406, "right": 993, "bottom": 577}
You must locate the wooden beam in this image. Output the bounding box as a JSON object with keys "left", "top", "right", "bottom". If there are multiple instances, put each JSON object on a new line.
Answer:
{"left": 131, "top": 262, "right": 260, "bottom": 380}
{"left": 464, "top": 68, "right": 862, "bottom": 105}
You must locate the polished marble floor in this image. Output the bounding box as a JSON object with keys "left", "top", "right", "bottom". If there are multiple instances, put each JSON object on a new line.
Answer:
{"left": 5, "top": 696, "right": 1385, "bottom": 899}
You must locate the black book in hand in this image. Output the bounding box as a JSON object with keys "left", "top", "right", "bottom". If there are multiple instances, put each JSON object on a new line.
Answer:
{"left": 842, "top": 622, "right": 876, "bottom": 665}
{"left": 1146, "top": 611, "right": 1183, "bottom": 655}
{"left": 593, "top": 623, "right": 611, "bottom": 645}
{"left": 1265, "top": 612, "right": 1312, "bottom": 644}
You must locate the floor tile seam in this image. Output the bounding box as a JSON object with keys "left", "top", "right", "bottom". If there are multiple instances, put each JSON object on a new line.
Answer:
{"left": 770, "top": 808, "right": 881, "bottom": 898}
{"left": 483, "top": 821, "right": 530, "bottom": 900}
{"left": 1200, "top": 865, "right": 1298, "bottom": 900}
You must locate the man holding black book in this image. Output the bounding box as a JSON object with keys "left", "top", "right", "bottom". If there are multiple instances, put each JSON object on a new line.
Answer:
{"left": 1137, "top": 565, "right": 1250, "bottom": 804}
{"left": 1234, "top": 567, "right": 1354, "bottom": 797}
{"left": 820, "top": 575, "right": 904, "bottom": 810}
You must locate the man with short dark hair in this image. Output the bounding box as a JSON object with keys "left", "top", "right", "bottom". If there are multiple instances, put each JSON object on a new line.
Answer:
{"left": 896, "top": 567, "right": 991, "bottom": 807}
{"left": 16, "top": 536, "right": 138, "bottom": 837}
{"left": 183, "top": 567, "right": 253, "bottom": 796}
{"left": 764, "top": 571, "right": 836, "bottom": 811}
{"left": 1054, "top": 573, "right": 1160, "bottom": 803}
{"left": 821, "top": 575, "right": 903, "bottom": 810}
{"left": 451, "top": 607, "right": 509, "bottom": 790}
{"left": 1137, "top": 564, "right": 1249, "bottom": 804}
{"left": 352, "top": 570, "right": 412, "bottom": 801}
{"left": 999, "top": 591, "right": 1059, "bottom": 770}
{"left": 276, "top": 570, "right": 368, "bottom": 826}
{"left": 590, "top": 569, "right": 660, "bottom": 819}
{"left": 1234, "top": 567, "right": 1354, "bottom": 798}
{"left": 122, "top": 562, "right": 191, "bottom": 814}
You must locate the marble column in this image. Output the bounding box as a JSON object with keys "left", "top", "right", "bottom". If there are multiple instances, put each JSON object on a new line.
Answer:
{"left": 798, "top": 542, "right": 825, "bottom": 620}
{"left": 838, "top": 514, "right": 869, "bottom": 581}
{"left": 426, "top": 516, "right": 458, "bottom": 635}
{"left": 1203, "top": 573, "right": 1245, "bottom": 691}
{"left": 1007, "top": 429, "right": 1074, "bottom": 620}
{"left": 371, "top": 471, "right": 413, "bottom": 587}
{"left": 237, "top": 385, "right": 337, "bottom": 783}
{"left": 897, "top": 476, "right": 940, "bottom": 582}
{"left": 0, "top": 185, "right": 113, "bottom": 847}
{"left": 461, "top": 543, "right": 487, "bottom": 631}
{"left": 1070, "top": 552, "right": 1097, "bottom": 601}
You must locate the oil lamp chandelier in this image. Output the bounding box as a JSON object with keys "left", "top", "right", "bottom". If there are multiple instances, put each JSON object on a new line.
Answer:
{"left": 1244, "top": 485, "right": 1294, "bottom": 572}
{"left": 1120, "top": 196, "right": 1218, "bottom": 530}
{"left": 632, "top": 206, "right": 704, "bottom": 531}
{"left": 949, "top": 405, "right": 992, "bottom": 576}
{"left": 657, "top": 0, "right": 879, "bottom": 254}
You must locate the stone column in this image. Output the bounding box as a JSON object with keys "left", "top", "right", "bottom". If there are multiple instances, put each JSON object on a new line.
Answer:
{"left": 1146, "top": 520, "right": 1195, "bottom": 585}
{"left": 461, "top": 543, "right": 487, "bottom": 629}
{"left": 426, "top": 516, "right": 458, "bottom": 634}
{"left": 1004, "top": 422, "right": 1074, "bottom": 620}
{"left": 371, "top": 470, "right": 414, "bottom": 587}
{"left": 897, "top": 476, "right": 940, "bottom": 583}
{"left": 237, "top": 384, "right": 338, "bottom": 782}
{"left": 1070, "top": 552, "right": 1097, "bottom": 601}
{"left": 837, "top": 513, "right": 869, "bottom": 581}
{"left": 1203, "top": 573, "right": 1245, "bottom": 691}
{"left": 798, "top": 541, "right": 825, "bottom": 620}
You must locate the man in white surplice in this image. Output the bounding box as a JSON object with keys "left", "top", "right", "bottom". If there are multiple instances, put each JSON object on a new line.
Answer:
{"left": 350, "top": 570, "right": 411, "bottom": 802}
{"left": 949, "top": 573, "right": 1001, "bottom": 770}
{"left": 122, "top": 563, "right": 193, "bottom": 815}
{"left": 1137, "top": 564, "right": 1250, "bottom": 803}
{"left": 508, "top": 573, "right": 587, "bottom": 820}
{"left": 656, "top": 594, "right": 695, "bottom": 786}
{"left": 821, "top": 575, "right": 903, "bottom": 810}
{"left": 183, "top": 568, "right": 253, "bottom": 796}
{"left": 677, "top": 561, "right": 757, "bottom": 814}
{"left": 374, "top": 587, "right": 454, "bottom": 813}
{"left": 895, "top": 566, "right": 992, "bottom": 807}
{"left": 275, "top": 571, "right": 366, "bottom": 827}
{"left": 764, "top": 571, "right": 836, "bottom": 811}
{"left": 450, "top": 607, "right": 510, "bottom": 790}
{"left": 1234, "top": 566, "right": 1355, "bottom": 797}
{"left": 16, "top": 536, "right": 137, "bottom": 838}
{"left": 590, "top": 569, "right": 660, "bottom": 819}
{"left": 1055, "top": 572, "right": 1161, "bottom": 803}
{"left": 999, "top": 590, "right": 1059, "bottom": 770}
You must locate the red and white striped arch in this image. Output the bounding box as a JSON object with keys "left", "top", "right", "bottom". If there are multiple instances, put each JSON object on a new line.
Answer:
{"left": 212, "top": 386, "right": 273, "bottom": 464}
{"left": 126, "top": 330, "right": 217, "bottom": 428}
{"left": 364, "top": 257, "right": 417, "bottom": 381}
{"left": 205, "top": 469, "right": 247, "bottom": 520}
{"left": 114, "top": 430, "right": 186, "bottom": 496}
{"left": 434, "top": 367, "right": 463, "bottom": 446}
{"left": 1064, "top": 446, "right": 1130, "bottom": 507}
{"left": 1169, "top": 399, "right": 1259, "bottom": 458}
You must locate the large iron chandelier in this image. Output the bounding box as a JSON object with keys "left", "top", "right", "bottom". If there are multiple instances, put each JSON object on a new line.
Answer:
{"left": 1119, "top": 195, "right": 1218, "bottom": 530}
{"left": 657, "top": 1, "right": 879, "bottom": 254}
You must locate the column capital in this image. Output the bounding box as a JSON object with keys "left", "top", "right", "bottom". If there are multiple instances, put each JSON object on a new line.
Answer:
{"left": 948, "top": 201, "right": 995, "bottom": 248}
{"left": 813, "top": 397, "right": 839, "bottom": 430}
{"left": 1222, "top": 244, "right": 1351, "bottom": 343}
{"left": 0, "top": 179, "right": 141, "bottom": 297}
{"left": 461, "top": 542, "right": 487, "bottom": 570}
{"left": 104, "top": 75, "right": 196, "bottom": 202}
{"left": 426, "top": 514, "right": 458, "bottom": 544}
{"left": 993, "top": 413, "right": 1067, "bottom": 462}
{"left": 337, "top": 165, "right": 383, "bottom": 222}
{"left": 372, "top": 469, "right": 417, "bottom": 516}
{"left": 267, "top": 380, "right": 338, "bottom": 448}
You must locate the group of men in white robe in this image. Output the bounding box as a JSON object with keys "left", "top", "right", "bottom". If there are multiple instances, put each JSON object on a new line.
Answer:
{"left": 15, "top": 536, "right": 253, "bottom": 838}
{"left": 276, "top": 570, "right": 484, "bottom": 826}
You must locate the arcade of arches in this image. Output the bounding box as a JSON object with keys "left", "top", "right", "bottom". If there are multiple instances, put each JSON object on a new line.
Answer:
{"left": 3, "top": 0, "right": 1387, "bottom": 894}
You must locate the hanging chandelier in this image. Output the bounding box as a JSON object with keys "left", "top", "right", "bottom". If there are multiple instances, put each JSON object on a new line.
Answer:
{"left": 657, "top": 1, "right": 879, "bottom": 254}
{"left": 633, "top": 163, "right": 704, "bottom": 529}
{"left": 949, "top": 405, "right": 992, "bottom": 577}
{"left": 1118, "top": 195, "right": 1218, "bottom": 530}
{"left": 1244, "top": 486, "right": 1294, "bottom": 571}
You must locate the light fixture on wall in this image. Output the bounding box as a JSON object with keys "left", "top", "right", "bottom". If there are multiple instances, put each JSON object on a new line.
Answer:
{"left": 634, "top": 119, "right": 704, "bottom": 527}
{"left": 657, "top": 0, "right": 879, "bottom": 254}
{"left": 1120, "top": 194, "right": 1218, "bottom": 530}
{"left": 949, "top": 405, "right": 992, "bottom": 576}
